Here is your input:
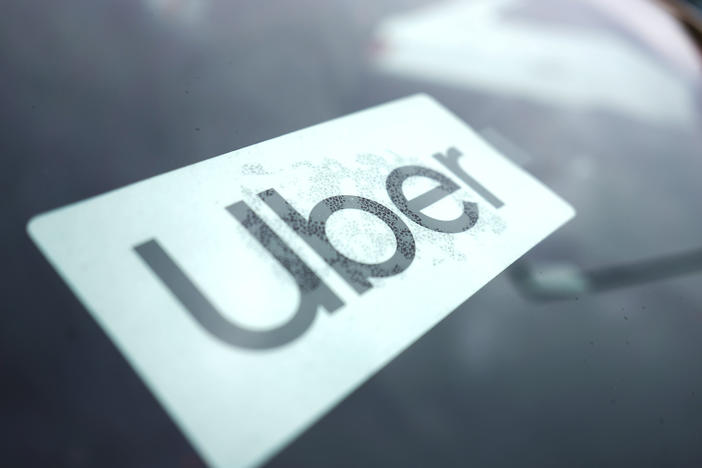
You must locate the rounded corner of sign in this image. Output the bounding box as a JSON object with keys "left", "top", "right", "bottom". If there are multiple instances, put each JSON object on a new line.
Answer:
{"left": 407, "top": 92, "right": 439, "bottom": 107}
{"left": 26, "top": 212, "right": 49, "bottom": 241}
{"left": 562, "top": 202, "right": 577, "bottom": 222}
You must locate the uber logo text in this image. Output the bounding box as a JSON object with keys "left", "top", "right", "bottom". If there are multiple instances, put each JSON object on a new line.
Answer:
{"left": 134, "top": 147, "right": 503, "bottom": 349}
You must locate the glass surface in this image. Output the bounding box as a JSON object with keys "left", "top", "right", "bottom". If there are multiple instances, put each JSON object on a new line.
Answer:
{"left": 3, "top": 0, "right": 702, "bottom": 466}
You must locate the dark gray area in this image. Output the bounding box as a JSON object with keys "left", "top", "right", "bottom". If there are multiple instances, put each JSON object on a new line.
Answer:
{"left": 2, "top": 0, "right": 702, "bottom": 467}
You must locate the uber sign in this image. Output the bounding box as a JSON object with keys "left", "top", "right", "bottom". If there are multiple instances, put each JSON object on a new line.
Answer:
{"left": 28, "top": 95, "right": 574, "bottom": 467}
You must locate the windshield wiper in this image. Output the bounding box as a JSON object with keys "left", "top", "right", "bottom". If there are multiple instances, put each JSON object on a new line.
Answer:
{"left": 509, "top": 247, "right": 702, "bottom": 301}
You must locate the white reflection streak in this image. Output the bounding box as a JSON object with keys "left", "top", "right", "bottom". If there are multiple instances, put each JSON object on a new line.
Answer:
{"left": 372, "top": 0, "right": 695, "bottom": 125}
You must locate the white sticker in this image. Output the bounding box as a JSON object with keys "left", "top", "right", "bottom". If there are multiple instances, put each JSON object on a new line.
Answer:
{"left": 28, "top": 94, "right": 574, "bottom": 467}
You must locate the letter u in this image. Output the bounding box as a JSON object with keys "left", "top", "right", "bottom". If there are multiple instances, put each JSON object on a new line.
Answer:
{"left": 134, "top": 200, "right": 343, "bottom": 350}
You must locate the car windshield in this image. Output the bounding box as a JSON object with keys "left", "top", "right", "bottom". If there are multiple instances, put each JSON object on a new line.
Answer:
{"left": 3, "top": 0, "right": 702, "bottom": 466}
